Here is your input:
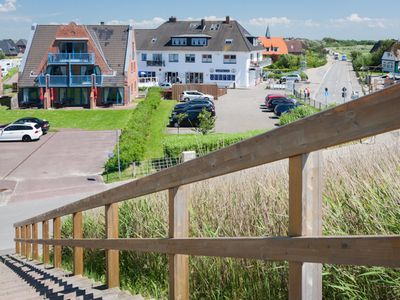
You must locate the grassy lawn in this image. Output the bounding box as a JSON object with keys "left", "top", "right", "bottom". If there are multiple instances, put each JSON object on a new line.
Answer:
{"left": 330, "top": 45, "right": 373, "bottom": 57}
{"left": 0, "top": 106, "right": 133, "bottom": 130}
{"left": 143, "top": 99, "right": 176, "bottom": 159}
{"left": 3, "top": 66, "right": 18, "bottom": 82}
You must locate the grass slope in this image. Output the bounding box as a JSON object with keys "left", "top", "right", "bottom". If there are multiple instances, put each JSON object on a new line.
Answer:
{"left": 0, "top": 107, "right": 133, "bottom": 130}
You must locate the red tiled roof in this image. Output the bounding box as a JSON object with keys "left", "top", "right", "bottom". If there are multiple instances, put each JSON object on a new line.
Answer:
{"left": 258, "top": 36, "right": 288, "bottom": 56}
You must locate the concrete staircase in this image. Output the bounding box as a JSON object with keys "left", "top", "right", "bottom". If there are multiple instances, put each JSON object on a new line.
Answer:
{"left": 0, "top": 255, "right": 143, "bottom": 300}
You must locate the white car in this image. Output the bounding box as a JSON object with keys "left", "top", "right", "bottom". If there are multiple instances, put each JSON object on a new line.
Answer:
{"left": 159, "top": 82, "right": 172, "bottom": 90}
{"left": 282, "top": 74, "right": 301, "bottom": 83}
{"left": 180, "top": 90, "right": 214, "bottom": 102}
{"left": 0, "top": 123, "right": 43, "bottom": 142}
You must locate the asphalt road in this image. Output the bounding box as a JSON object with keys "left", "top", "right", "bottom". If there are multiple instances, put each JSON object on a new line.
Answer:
{"left": 307, "top": 57, "right": 363, "bottom": 105}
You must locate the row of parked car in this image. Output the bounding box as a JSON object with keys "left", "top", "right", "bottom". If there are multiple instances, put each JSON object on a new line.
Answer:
{"left": 170, "top": 90, "right": 215, "bottom": 127}
{"left": 264, "top": 94, "right": 301, "bottom": 116}
{"left": 0, "top": 117, "right": 50, "bottom": 142}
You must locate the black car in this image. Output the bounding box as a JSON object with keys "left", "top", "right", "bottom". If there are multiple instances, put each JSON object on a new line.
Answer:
{"left": 173, "top": 102, "right": 215, "bottom": 116}
{"left": 170, "top": 106, "right": 214, "bottom": 127}
{"left": 266, "top": 98, "right": 296, "bottom": 111}
{"left": 14, "top": 117, "right": 50, "bottom": 134}
{"left": 274, "top": 103, "right": 296, "bottom": 116}
{"left": 174, "top": 98, "right": 214, "bottom": 111}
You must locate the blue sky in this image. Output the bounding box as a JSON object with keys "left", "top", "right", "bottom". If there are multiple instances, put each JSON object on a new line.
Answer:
{"left": 0, "top": 0, "right": 399, "bottom": 40}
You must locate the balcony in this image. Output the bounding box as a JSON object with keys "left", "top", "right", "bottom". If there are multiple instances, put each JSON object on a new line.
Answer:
{"left": 146, "top": 60, "right": 165, "bottom": 67}
{"left": 37, "top": 75, "right": 68, "bottom": 87}
{"left": 48, "top": 53, "right": 95, "bottom": 65}
{"left": 37, "top": 75, "right": 103, "bottom": 87}
{"left": 70, "top": 75, "right": 103, "bottom": 87}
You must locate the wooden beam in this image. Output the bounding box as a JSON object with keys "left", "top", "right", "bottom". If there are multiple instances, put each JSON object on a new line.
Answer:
{"left": 20, "top": 226, "right": 25, "bottom": 257}
{"left": 53, "top": 217, "right": 61, "bottom": 268}
{"left": 32, "top": 223, "right": 39, "bottom": 261}
{"left": 15, "top": 227, "right": 20, "bottom": 255}
{"left": 288, "top": 152, "right": 323, "bottom": 300}
{"left": 21, "top": 235, "right": 400, "bottom": 268}
{"left": 105, "top": 203, "right": 119, "bottom": 288}
{"left": 168, "top": 151, "right": 194, "bottom": 300}
{"left": 13, "top": 84, "right": 400, "bottom": 227}
{"left": 73, "top": 212, "right": 83, "bottom": 275}
{"left": 42, "top": 220, "right": 49, "bottom": 265}
{"left": 26, "top": 224, "right": 31, "bottom": 260}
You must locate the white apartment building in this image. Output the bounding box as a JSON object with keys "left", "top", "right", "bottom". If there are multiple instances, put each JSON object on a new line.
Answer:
{"left": 135, "top": 16, "right": 269, "bottom": 88}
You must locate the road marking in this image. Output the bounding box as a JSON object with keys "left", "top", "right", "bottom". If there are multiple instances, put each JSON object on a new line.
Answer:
{"left": 313, "top": 60, "right": 335, "bottom": 101}
{"left": 1, "top": 133, "right": 57, "bottom": 180}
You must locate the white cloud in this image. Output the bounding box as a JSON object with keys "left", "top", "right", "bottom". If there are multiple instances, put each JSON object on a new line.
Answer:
{"left": 249, "top": 17, "right": 291, "bottom": 27}
{"left": 331, "top": 13, "right": 386, "bottom": 28}
{"left": 107, "top": 17, "right": 166, "bottom": 28}
{"left": 0, "top": 0, "right": 16, "bottom": 13}
{"left": 304, "top": 19, "right": 320, "bottom": 28}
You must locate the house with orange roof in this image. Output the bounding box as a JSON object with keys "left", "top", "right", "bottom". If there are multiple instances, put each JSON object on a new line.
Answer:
{"left": 258, "top": 26, "right": 288, "bottom": 61}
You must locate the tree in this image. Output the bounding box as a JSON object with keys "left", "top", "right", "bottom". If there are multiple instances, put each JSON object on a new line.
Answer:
{"left": 0, "top": 50, "right": 4, "bottom": 60}
{"left": 194, "top": 108, "right": 215, "bottom": 135}
{"left": 175, "top": 113, "right": 188, "bottom": 135}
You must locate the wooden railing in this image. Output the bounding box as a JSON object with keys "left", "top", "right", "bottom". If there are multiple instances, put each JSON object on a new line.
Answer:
{"left": 13, "top": 84, "right": 400, "bottom": 299}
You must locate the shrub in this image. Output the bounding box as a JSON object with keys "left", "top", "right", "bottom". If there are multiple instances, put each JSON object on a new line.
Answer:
{"left": 163, "top": 130, "right": 265, "bottom": 157}
{"left": 279, "top": 105, "right": 319, "bottom": 126}
{"left": 194, "top": 108, "right": 216, "bottom": 135}
{"left": 105, "top": 88, "right": 162, "bottom": 172}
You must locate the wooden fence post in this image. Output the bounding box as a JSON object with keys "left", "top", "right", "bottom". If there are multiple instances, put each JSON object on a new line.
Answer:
{"left": 73, "top": 212, "right": 83, "bottom": 275}
{"left": 32, "top": 223, "right": 39, "bottom": 261}
{"left": 168, "top": 151, "right": 196, "bottom": 300}
{"left": 21, "top": 226, "right": 26, "bottom": 257}
{"left": 42, "top": 220, "right": 49, "bottom": 265}
{"left": 53, "top": 217, "right": 62, "bottom": 268}
{"left": 26, "top": 224, "right": 31, "bottom": 260}
{"left": 288, "top": 152, "right": 323, "bottom": 300}
{"left": 106, "top": 203, "right": 119, "bottom": 288}
{"left": 15, "top": 227, "right": 20, "bottom": 255}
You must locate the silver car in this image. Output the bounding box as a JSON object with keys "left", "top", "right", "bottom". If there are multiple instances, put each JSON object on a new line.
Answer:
{"left": 180, "top": 90, "right": 214, "bottom": 102}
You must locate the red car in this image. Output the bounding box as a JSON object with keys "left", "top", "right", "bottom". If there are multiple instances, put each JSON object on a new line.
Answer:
{"left": 264, "top": 94, "right": 285, "bottom": 106}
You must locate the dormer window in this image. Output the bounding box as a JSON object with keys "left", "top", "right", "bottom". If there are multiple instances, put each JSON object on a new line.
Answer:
{"left": 210, "top": 24, "right": 220, "bottom": 31}
{"left": 225, "top": 39, "right": 233, "bottom": 45}
{"left": 172, "top": 38, "right": 187, "bottom": 46}
{"left": 191, "top": 38, "right": 207, "bottom": 46}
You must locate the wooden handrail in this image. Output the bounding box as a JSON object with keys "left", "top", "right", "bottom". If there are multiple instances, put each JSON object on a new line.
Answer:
{"left": 12, "top": 84, "right": 400, "bottom": 299}
{"left": 13, "top": 84, "right": 400, "bottom": 228}
{"left": 14, "top": 235, "right": 400, "bottom": 267}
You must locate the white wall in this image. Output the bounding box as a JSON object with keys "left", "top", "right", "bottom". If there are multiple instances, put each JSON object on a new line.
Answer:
{"left": 137, "top": 50, "right": 263, "bottom": 88}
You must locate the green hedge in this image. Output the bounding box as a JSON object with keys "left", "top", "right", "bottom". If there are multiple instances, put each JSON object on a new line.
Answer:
{"left": 105, "top": 88, "right": 162, "bottom": 171}
{"left": 279, "top": 105, "right": 319, "bottom": 126}
{"left": 163, "top": 130, "right": 265, "bottom": 158}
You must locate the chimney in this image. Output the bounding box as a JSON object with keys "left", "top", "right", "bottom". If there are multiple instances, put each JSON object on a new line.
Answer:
{"left": 100, "top": 21, "right": 105, "bottom": 25}
{"left": 169, "top": 16, "right": 177, "bottom": 23}
{"left": 201, "top": 19, "right": 206, "bottom": 29}
{"left": 225, "top": 16, "right": 230, "bottom": 24}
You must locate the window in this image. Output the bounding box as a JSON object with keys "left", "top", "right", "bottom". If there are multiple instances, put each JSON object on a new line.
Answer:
{"left": 210, "top": 74, "right": 235, "bottom": 81}
{"left": 223, "top": 55, "right": 236, "bottom": 64}
{"left": 225, "top": 39, "right": 233, "bottom": 44}
{"left": 139, "top": 71, "right": 156, "bottom": 78}
{"left": 141, "top": 53, "right": 147, "bottom": 61}
{"left": 273, "top": 47, "right": 279, "bottom": 52}
{"left": 172, "top": 38, "right": 187, "bottom": 46}
{"left": 192, "top": 38, "right": 207, "bottom": 46}
{"left": 152, "top": 53, "right": 162, "bottom": 61}
{"left": 185, "top": 72, "right": 203, "bottom": 83}
{"left": 151, "top": 38, "right": 157, "bottom": 43}
{"left": 202, "top": 54, "right": 212, "bottom": 63}
{"left": 266, "top": 47, "right": 270, "bottom": 51}
{"left": 59, "top": 41, "right": 87, "bottom": 53}
{"left": 169, "top": 53, "right": 179, "bottom": 63}
{"left": 185, "top": 54, "right": 195, "bottom": 63}
{"left": 210, "top": 24, "right": 220, "bottom": 31}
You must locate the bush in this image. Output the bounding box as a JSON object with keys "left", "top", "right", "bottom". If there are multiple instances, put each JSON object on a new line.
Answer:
{"left": 105, "top": 88, "right": 162, "bottom": 172}
{"left": 194, "top": 108, "right": 216, "bottom": 135}
{"left": 279, "top": 105, "right": 319, "bottom": 126}
{"left": 163, "top": 130, "right": 265, "bottom": 157}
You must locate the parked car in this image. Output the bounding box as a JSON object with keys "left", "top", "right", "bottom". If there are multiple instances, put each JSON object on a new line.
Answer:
{"left": 174, "top": 98, "right": 214, "bottom": 111}
{"left": 159, "top": 82, "right": 172, "bottom": 90}
{"left": 173, "top": 102, "right": 215, "bottom": 117}
{"left": 170, "top": 107, "right": 214, "bottom": 127}
{"left": 13, "top": 117, "right": 50, "bottom": 134}
{"left": 274, "top": 103, "right": 301, "bottom": 116}
{"left": 180, "top": 90, "right": 214, "bottom": 102}
{"left": 265, "top": 94, "right": 285, "bottom": 106}
{"left": 266, "top": 97, "right": 296, "bottom": 111}
{"left": 341, "top": 54, "right": 347, "bottom": 61}
{"left": 0, "top": 123, "right": 42, "bottom": 142}
{"left": 281, "top": 74, "right": 301, "bottom": 83}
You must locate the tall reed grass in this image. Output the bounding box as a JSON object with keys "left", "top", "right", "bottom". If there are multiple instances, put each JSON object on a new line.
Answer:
{"left": 61, "top": 136, "right": 400, "bottom": 299}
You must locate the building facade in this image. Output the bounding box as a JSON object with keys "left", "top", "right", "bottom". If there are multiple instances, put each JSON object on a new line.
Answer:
{"left": 381, "top": 42, "right": 400, "bottom": 73}
{"left": 18, "top": 22, "right": 138, "bottom": 108}
{"left": 135, "top": 16, "right": 267, "bottom": 88}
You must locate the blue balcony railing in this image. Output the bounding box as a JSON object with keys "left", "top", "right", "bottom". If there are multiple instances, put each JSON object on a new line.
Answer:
{"left": 70, "top": 75, "right": 103, "bottom": 87}
{"left": 37, "top": 75, "right": 103, "bottom": 87}
{"left": 37, "top": 75, "right": 68, "bottom": 87}
{"left": 48, "top": 53, "right": 95, "bottom": 64}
